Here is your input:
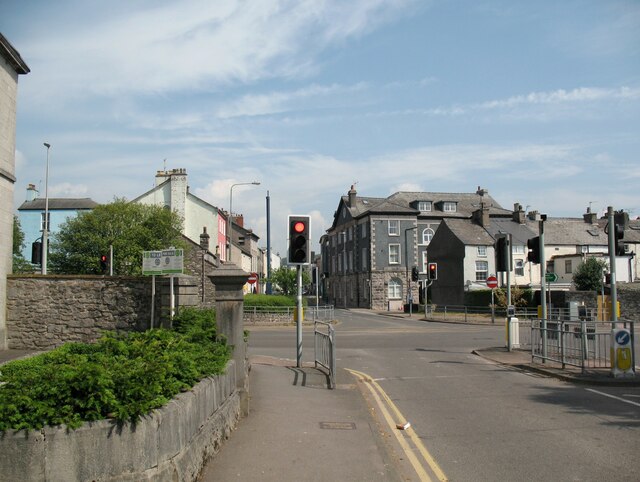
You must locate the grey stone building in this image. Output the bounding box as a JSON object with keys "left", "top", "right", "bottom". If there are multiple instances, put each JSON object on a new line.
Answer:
{"left": 321, "top": 186, "right": 507, "bottom": 310}
{"left": 0, "top": 33, "right": 29, "bottom": 348}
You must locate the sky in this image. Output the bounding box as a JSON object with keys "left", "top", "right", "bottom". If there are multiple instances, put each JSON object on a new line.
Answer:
{"left": 3, "top": 0, "right": 639, "bottom": 257}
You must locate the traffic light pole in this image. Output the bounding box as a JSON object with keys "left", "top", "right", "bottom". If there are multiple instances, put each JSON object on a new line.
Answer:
{"left": 296, "top": 264, "right": 303, "bottom": 368}
{"left": 607, "top": 206, "right": 618, "bottom": 323}
{"left": 539, "top": 219, "right": 548, "bottom": 361}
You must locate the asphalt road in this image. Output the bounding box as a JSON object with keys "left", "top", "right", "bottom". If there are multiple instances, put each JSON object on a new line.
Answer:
{"left": 247, "top": 310, "right": 640, "bottom": 482}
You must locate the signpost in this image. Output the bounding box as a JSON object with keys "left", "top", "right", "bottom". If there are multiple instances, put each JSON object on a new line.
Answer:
{"left": 486, "top": 275, "right": 498, "bottom": 289}
{"left": 142, "top": 249, "right": 184, "bottom": 328}
{"left": 545, "top": 272, "right": 558, "bottom": 283}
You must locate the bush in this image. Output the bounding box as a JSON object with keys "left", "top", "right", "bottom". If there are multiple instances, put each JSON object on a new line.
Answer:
{"left": 244, "top": 294, "right": 306, "bottom": 307}
{"left": 0, "top": 308, "right": 230, "bottom": 431}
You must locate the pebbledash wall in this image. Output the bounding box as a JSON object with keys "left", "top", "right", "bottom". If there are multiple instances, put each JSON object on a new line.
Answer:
{"left": 0, "top": 360, "right": 240, "bottom": 482}
{"left": 6, "top": 275, "right": 201, "bottom": 350}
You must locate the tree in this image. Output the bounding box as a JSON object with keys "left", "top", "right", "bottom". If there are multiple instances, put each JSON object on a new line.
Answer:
{"left": 269, "top": 267, "right": 311, "bottom": 296}
{"left": 49, "top": 199, "right": 184, "bottom": 275}
{"left": 573, "top": 257, "right": 607, "bottom": 291}
{"left": 12, "top": 216, "right": 34, "bottom": 273}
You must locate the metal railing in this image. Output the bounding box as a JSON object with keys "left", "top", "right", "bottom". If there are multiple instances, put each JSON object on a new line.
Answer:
{"left": 245, "top": 305, "right": 335, "bottom": 321}
{"left": 424, "top": 305, "right": 600, "bottom": 323}
{"left": 530, "top": 319, "right": 636, "bottom": 372}
{"left": 314, "top": 321, "right": 336, "bottom": 389}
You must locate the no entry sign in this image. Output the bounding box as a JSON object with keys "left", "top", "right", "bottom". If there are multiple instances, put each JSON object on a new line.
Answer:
{"left": 248, "top": 272, "right": 259, "bottom": 285}
{"left": 486, "top": 275, "right": 498, "bottom": 289}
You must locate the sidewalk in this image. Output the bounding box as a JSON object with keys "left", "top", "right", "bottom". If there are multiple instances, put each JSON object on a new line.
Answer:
{"left": 198, "top": 355, "right": 403, "bottom": 482}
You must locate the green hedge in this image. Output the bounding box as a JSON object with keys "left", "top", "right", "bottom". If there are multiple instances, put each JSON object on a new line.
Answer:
{"left": 0, "top": 308, "right": 230, "bottom": 431}
{"left": 244, "top": 294, "right": 307, "bottom": 307}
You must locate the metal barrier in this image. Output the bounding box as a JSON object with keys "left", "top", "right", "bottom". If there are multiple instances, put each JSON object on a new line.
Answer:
{"left": 245, "top": 305, "right": 335, "bottom": 321}
{"left": 314, "top": 321, "right": 336, "bottom": 389}
{"left": 530, "top": 319, "right": 636, "bottom": 372}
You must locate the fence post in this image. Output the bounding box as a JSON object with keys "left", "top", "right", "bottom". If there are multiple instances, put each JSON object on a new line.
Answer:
{"left": 209, "top": 264, "right": 250, "bottom": 417}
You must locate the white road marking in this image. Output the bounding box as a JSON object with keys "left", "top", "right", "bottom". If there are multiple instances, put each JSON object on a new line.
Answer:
{"left": 586, "top": 388, "right": 640, "bottom": 408}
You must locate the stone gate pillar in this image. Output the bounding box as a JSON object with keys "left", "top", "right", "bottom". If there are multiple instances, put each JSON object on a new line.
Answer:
{"left": 209, "top": 264, "right": 249, "bottom": 416}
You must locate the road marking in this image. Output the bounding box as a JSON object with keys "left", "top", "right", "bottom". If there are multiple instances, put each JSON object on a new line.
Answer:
{"left": 586, "top": 388, "right": 640, "bottom": 408}
{"left": 347, "top": 368, "right": 449, "bottom": 482}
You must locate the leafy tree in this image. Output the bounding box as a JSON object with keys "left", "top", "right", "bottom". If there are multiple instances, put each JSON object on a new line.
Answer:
{"left": 49, "top": 199, "right": 184, "bottom": 275}
{"left": 269, "top": 267, "right": 311, "bottom": 296}
{"left": 12, "top": 216, "right": 34, "bottom": 273}
{"left": 494, "top": 285, "right": 532, "bottom": 308}
{"left": 573, "top": 257, "right": 608, "bottom": 291}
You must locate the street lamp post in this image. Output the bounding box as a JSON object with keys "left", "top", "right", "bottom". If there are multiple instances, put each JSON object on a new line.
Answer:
{"left": 41, "top": 142, "right": 51, "bottom": 275}
{"left": 227, "top": 181, "right": 260, "bottom": 263}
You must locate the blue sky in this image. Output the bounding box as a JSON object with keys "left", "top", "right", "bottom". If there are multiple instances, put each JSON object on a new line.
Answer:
{"left": 3, "top": 0, "right": 639, "bottom": 256}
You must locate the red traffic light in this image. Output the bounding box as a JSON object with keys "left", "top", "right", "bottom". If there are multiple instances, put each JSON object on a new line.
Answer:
{"left": 293, "top": 221, "right": 306, "bottom": 233}
{"left": 100, "top": 255, "right": 107, "bottom": 262}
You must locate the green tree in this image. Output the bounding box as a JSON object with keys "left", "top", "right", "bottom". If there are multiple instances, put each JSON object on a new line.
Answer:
{"left": 49, "top": 199, "right": 184, "bottom": 275}
{"left": 12, "top": 216, "right": 34, "bottom": 273}
{"left": 573, "top": 257, "right": 607, "bottom": 291}
{"left": 269, "top": 267, "right": 311, "bottom": 296}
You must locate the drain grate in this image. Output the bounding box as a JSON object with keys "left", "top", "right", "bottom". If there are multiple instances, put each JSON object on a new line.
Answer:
{"left": 319, "top": 422, "right": 357, "bottom": 430}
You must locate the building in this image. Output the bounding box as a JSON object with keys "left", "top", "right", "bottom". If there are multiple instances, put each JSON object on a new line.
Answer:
{"left": 321, "top": 185, "right": 507, "bottom": 310}
{"left": 17, "top": 184, "right": 99, "bottom": 262}
{"left": 1, "top": 33, "right": 29, "bottom": 348}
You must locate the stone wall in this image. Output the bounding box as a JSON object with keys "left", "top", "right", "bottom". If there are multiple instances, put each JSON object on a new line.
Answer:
{"left": 0, "top": 360, "right": 240, "bottom": 482}
{"left": 618, "top": 283, "right": 640, "bottom": 320}
{"left": 182, "top": 238, "right": 217, "bottom": 308}
{"left": 6, "top": 275, "right": 200, "bottom": 350}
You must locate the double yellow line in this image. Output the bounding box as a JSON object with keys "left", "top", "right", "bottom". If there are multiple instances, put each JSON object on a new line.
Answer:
{"left": 346, "top": 369, "right": 448, "bottom": 482}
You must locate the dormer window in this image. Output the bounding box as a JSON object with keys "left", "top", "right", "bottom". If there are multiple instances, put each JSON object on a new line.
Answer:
{"left": 443, "top": 202, "right": 457, "bottom": 212}
{"left": 418, "top": 201, "right": 432, "bottom": 212}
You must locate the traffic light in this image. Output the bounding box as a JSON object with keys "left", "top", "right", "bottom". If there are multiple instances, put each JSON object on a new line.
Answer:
{"left": 31, "top": 240, "right": 42, "bottom": 264}
{"left": 527, "top": 236, "right": 541, "bottom": 264}
{"left": 495, "top": 237, "right": 508, "bottom": 272}
{"left": 613, "top": 211, "right": 628, "bottom": 256}
{"left": 411, "top": 266, "right": 419, "bottom": 281}
{"left": 100, "top": 254, "right": 108, "bottom": 274}
{"left": 288, "top": 215, "right": 310, "bottom": 264}
{"left": 428, "top": 262, "right": 438, "bottom": 280}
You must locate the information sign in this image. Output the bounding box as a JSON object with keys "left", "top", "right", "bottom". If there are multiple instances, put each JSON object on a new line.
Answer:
{"left": 142, "top": 249, "right": 184, "bottom": 275}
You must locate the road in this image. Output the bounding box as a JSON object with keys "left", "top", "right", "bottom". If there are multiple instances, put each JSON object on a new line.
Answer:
{"left": 247, "top": 310, "right": 640, "bottom": 481}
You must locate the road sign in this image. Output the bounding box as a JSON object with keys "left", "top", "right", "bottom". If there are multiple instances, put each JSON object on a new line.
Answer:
{"left": 486, "top": 275, "right": 498, "bottom": 289}
{"left": 142, "top": 249, "right": 184, "bottom": 275}
{"left": 248, "top": 272, "right": 259, "bottom": 285}
{"left": 545, "top": 273, "right": 558, "bottom": 283}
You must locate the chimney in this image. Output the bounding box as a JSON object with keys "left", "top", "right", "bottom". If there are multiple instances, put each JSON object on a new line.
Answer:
{"left": 473, "top": 205, "right": 490, "bottom": 227}
{"left": 26, "top": 183, "right": 38, "bottom": 201}
{"left": 528, "top": 210, "right": 540, "bottom": 221}
{"left": 512, "top": 203, "right": 525, "bottom": 224}
{"left": 233, "top": 214, "right": 244, "bottom": 228}
{"left": 348, "top": 185, "right": 357, "bottom": 207}
{"left": 199, "top": 226, "right": 210, "bottom": 251}
{"left": 583, "top": 207, "right": 597, "bottom": 224}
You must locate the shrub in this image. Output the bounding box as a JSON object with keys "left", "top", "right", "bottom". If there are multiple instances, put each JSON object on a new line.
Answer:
{"left": 244, "top": 294, "right": 306, "bottom": 307}
{"left": 0, "top": 308, "right": 230, "bottom": 431}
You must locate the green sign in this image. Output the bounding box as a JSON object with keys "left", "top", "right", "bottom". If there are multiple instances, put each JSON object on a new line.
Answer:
{"left": 142, "top": 249, "right": 184, "bottom": 275}
{"left": 545, "top": 272, "right": 558, "bottom": 283}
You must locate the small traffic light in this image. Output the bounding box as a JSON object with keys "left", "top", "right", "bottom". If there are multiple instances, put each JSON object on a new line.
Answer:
{"left": 428, "top": 262, "right": 438, "bottom": 280}
{"left": 288, "top": 215, "right": 310, "bottom": 264}
{"left": 100, "top": 254, "right": 108, "bottom": 274}
{"left": 31, "top": 240, "right": 42, "bottom": 265}
{"left": 495, "top": 237, "right": 508, "bottom": 272}
{"left": 527, "top": 236, "right": 541, "bottom": 264}
{"left": 613, "top": 211, "right": 628, "bottom": 256}
{"left": 411, "top": 266, "right": 419, "bottom": 281}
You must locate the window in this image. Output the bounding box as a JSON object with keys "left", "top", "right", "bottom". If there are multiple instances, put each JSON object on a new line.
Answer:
{"left": 515, "top": 259, "right": 524, "bottom": 276}
{"left": 565, "top": 260, "right": 572, "bottom": 274}
{"left": 477, "top": 246, "right": 487, "bottom": 257}
{"left": 362, "top": 248, "right": 368, "bottom": 270}
{"left": 513, "top": 245, "right": 525, "bottom": 254}
{"left": 443, "top": 202, "right": 457, "bottom": 212}
{"left": 418, "top": 201, "right": 432, "bottom": 211}
{"left": 361, "top": 223, "right": 367, "bottom": 238}
{"left": 388, "top": 279, "right": 402, "bottom": 299}
{"left": 389, "top": 244, "right": 401, "bottom": 264}
{"left": 475, "top": 260, "right": 488, "bottom": 281}
{"left": 348, "top": 227, "right": 353, "bottom": 241}
{"left": 40, "top": 212, "right": 51, "bottom": 231}
{"left": 348, "top": 252, "right": 353, "bottom": 271}
{"left": 388, "top": 220, "right": 399, "bottom": 236}
{"left": 422, "top": 251, "right": 429, "bottom": 273}
{"left": 422, "top": 228, "right": 434, "bottom": 245}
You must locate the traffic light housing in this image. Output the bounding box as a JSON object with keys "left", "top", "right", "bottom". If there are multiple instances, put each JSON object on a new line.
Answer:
{"left": 527, "top": 236, "right": 541, "bottom": 264}
{"left": 428, "top": 262, "right": 438, "bottom": 280}
{"left": 613, "top": 211, "right": 627, "bottom": 256}
{"left": 100, "top": 254, "right": 108, "bottom": 274}
{"left": 31, "top": 240, "right": 42, "bottom": 265}
{"left": 288, "top": 215, "right": 310, "bottom": 264}
{"left": 411, "top": 266, "right": 419, "bottom": 281}
{"left": 495, "top": 237, "right": 508, "bottom": 272}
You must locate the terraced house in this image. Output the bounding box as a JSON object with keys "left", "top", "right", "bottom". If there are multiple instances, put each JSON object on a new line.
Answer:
{"left": 321, "top": 186, "right": 508, "bottom": 310}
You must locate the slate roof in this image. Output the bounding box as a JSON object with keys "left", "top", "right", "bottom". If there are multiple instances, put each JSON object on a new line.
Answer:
{"left": 18, "top": 198, "right": 99, "bottom": 211}
{"left": 537, "top": 218, "right": 609, "bottom": 246}
{"left": 487, "top": 219, "right": 538, "bottom": 245}
{"left": 0, "top": 33, "right": 30, "bottom": 75}
{"left": 442, "top": 218, "right": 495, "bottom": 246}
